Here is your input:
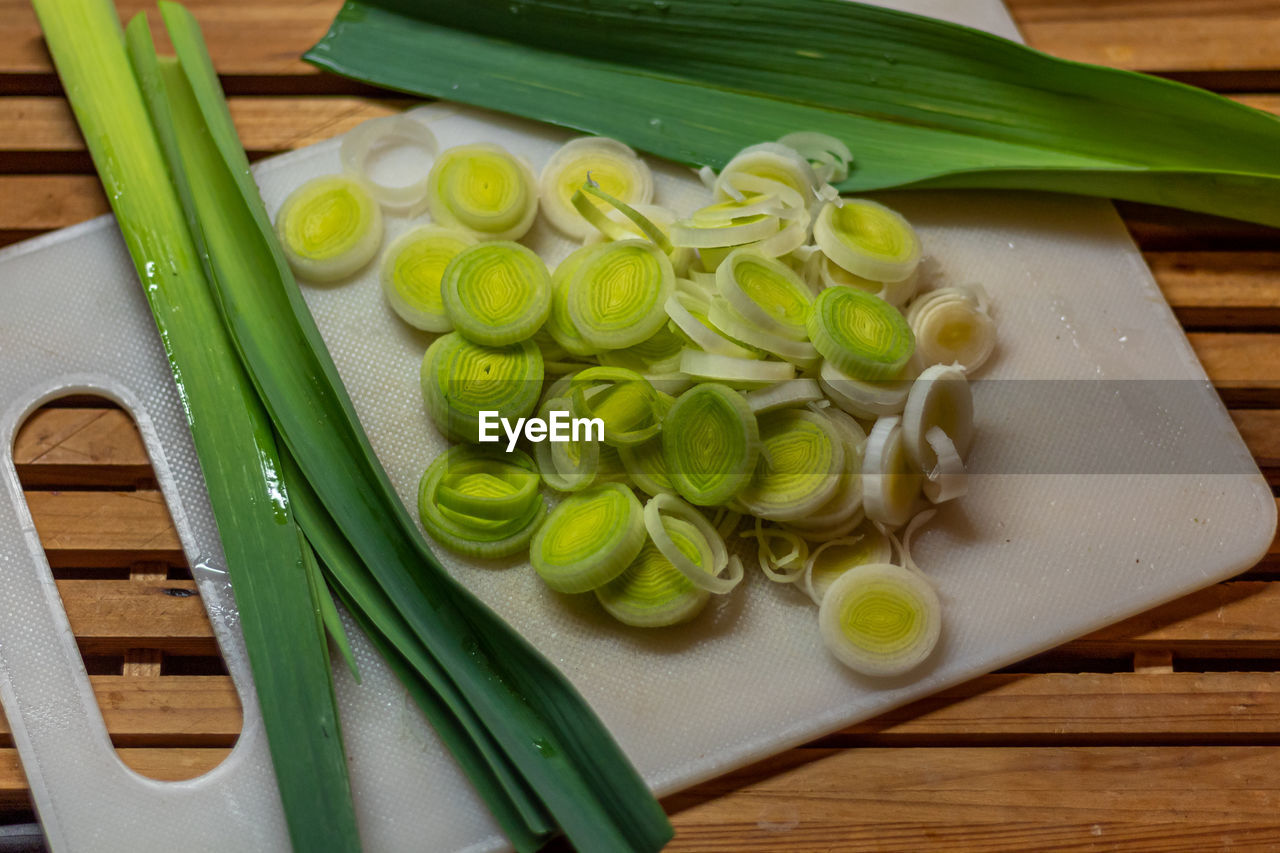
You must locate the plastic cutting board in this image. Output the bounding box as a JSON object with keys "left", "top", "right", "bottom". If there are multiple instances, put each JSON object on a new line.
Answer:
{"left": 0, "top": 1, "right": 1274, "bottom": 850}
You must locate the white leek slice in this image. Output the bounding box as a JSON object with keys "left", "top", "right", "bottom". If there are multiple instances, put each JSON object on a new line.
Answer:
{"left": 379, "top": 225, "right": 477, "bottom": 332}
{"left": 802, "top": 520, "right": 893, "bottom": 605}
{"left": 440, "top": 241, "right": 551, "bottom": 346}
{"left": 808, "top": 285, "right": 915, "bottom": 380}
{"left": 777, "top": 132, "right": 853, "bottom": 185}
{"left": 745, "top": 378, "right": 825, "bottom": 414}
{"left": 818, "top": 562, "right": 941, "bottom": 676}
{"left": 901, "top": 362, "right": 973, "bottom": 470}
{"left": 671, "top": 212, "right": 781, "bottom": 249}
{"left": 662, "top": 382, "right": 760, "bottom": 506}
{"left": 713, "top": 142, "right": 819, "bottom": 203}
{"left": 716, "top": 249, "right": 814, "bottom": 341}
{"left": 738, "top": 408, "right": 845, "bottom": 522}
{"left": 923, "top": 427, "right": 967, "bottom": 503}
{"left": 339, "top": 115, "right": 438, "bottom": 211}
{"left": 275, "top": 174, "right": 383, "bottom": 283}
{"left": 426, "top": 142, "right": 538, "bottom": 242}
{"left": 595, "top": 516, "right": 713, "bottom": 627}
{"left": 541, "top": 136, "right": 654, "bottom": 241}
{"left": 643, "top": 493, "right": 743, "bottom": 594}
{"left": 420, "top": 332, "right": 543, "bottom": 443}
{"left": 783, "top": 408, "right": 867, "bottom": 538}
{"left": 819, "top": 255, "right": 919, "bottom": 308}
{"left": 665, "top": 293, "right": 757, "bottom": 360}
{"left": 530, "top": 482, "right": 646, "bottom": 593}
{"left": 818, "top": 358, "right": 911, "bottom": 419}
{"left": 568, "top": 240, "right": 674, "bottom": 350}
{"left": 905, "top": 285, "right": 997, "bottom": 373}
{"left": 706, "top": 297, "right": 819, "bottom": 367}
{"left": 679, "top": 349, "right": 795, "bottom": 386}
{"left": 862, "top": 415, "right": 922, "bottom": 527}
{"left": 814, "top": 198, "right": 921, "bottom": 283}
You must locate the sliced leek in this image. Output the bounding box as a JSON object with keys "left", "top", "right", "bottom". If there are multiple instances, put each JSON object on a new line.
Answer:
{"left": 818, "top": 358, "right": 911, "bottom": 419}
{"left": 545, "top": 246, "right": 602, "bottom": 357}
{"left": 421, "top": 332, "right": 543, "bottom": 443}
{"left": 617, "top": 436, "right": 674, "bottom": 497}
{"left": 418, "top": 446, "right": 545, "bottom": 559}
{"left": 906, "top": 284, "right": 997, "bottom": 373}
{"left": 441, "top": 241, "right": 552, "bottom": 346}
{"left": 643, "top": 493, "right": 743, "bottom": 594}
{"left": 530, "top": 482, "right": 646, "bottom": 593}
{"left": 713, "top": 142, "right": 818, "bottom": 202}
{"left": 679, "top": 349, "right": 795, "bottom": 386}
{"left": 380, "top": 225, "right": 477, "bottom": 332}
{"left": 541, "top": 137, "right": 654, "bottom": 240}
{"left": 777, "top": 132, "right": 853, "bottom": 185}
{"left": 533, "top": 395, "right": 600, "bottom": 492}
{"left": 595, "top": 516, "right": 712, "bottom": 627}
{"left": 814, "top": 198, "right": 921, "bottom": 284}
{"left": 745, "top": 518, "right": 810, "bottom": 584}
{"left": 662, "top": 382, "right": 760, "bottom": 506}
{"left": 716, "top": 249, "right": 813, "bottom": 340}
{"left": 568, "top": 240, "right": 675, "bottom": 350}
{"left": 783, "top": 408, "right": 867, "bottom": 539}
{"left": 665, "top": 292, "right": 758, "bottom": 360}
{"left": 706, "top": 297, "right": 819, "bottom": 367}
{"left": 340, "top": 114, "right": 438, "bottom": 211}
{"left": 818, "top": 562, "right": 941, "bottom": 676}
{"left": 427, "top": 142, "right": 539, "bottom": 241}
{"left": 808, "top": 285, "right": 915, "bottom": 381}
{"left": 901, "top": 363, "right": 973, "bottom": 503}
{"left": 596, "top": 322, "right": 685, "bottom": 375}
{"left": 738, "top": 409, "right": 844, "bottom": 522}
{"left": 569, "top": 366, "right": 663, "bottom": 446}
{"left": 802, "top": 521, "right": 893, "bottom": 605}
{"left": 275, "top": 174, "right": 383, "bottom": 282}
{"left": 819, "top": 255, "right": 919, "bottom": 308}
{"left": 745, "top": 378, "right": 824, "bottom": 414}
{"left": 862, "top": 415, "right": 922, "bottom": 528}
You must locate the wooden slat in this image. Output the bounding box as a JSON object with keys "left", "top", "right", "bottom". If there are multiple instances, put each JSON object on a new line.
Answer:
{"left": 0, "top": 676, "right": 240, "bottom": 748}
{"left": 1187, "top": 332, "right": 1280, "bottom": 405}
{"left": 1149, "top": 252, "right": 1280, "bottom": 328}
{"left": 13, "top": 407, "right": 152, "bottom": 488}
{"left": 56, "top": 579, "right": 216, "bottom": 656}
{"left": 1232, "top": 411, "right": 1280, "bottom": 487}
{"left": 25, "top": 490, "right": 182, "bottom": 567}
{"left": 663, "top": 746, "right": 1280, "bottom": 852}
{"left": 0, "top": 748, "right": 230, "bottom": 808}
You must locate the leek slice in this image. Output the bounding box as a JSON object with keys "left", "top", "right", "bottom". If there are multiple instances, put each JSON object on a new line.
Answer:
{"left": 738, "top": 409, "right": 844, "bottom": 522}
{"left": 814, "top": 199, "right": 921, "bottom": 284}
{"left": 808, "top": 285, "right": 915, "bottom": 381}
{"left": 545, "top": 246, "right": 602, "bottom": 358}
{"left": 419, "top": 446, "right": 545, "bottom": 559}
{"left": 340, "top": 114, "right": 438, "bottom": 211}
{"left": 530, "top": 482, "right": 646, "bottom": 593}
{"left": 819, "top": 255, "right": 919, "bottom": 308}
{"left": 679, "top": 349, "right": 795, "bottom": 386}
{"left": 716, "top": 249, "right": 814, "bottom": 341}
{"left": 441, "top": 241, "right": 552, "bottom": 346}
{"left": 713, "top": 142, "right": 818, "bottom": 202}
{"left": 906, "top": 285, "right": 997, "bottom": 373}
{"left": 421, "top": 333, "right": 543, "bottom": 443}
{"left": 923, "top": 427, "right": 967, "bottom": 504}
{"left": 662, "top": 383, "right": 760, "bottom": 506}
{"left": 901, "top": 363, "right": 974, "bottom": 471}
{"left": 380, "top": 225, "right": 477, "bottom": 332}
{"left": 706, "top": 297, "right": 819, "bottom": 367}
{"left": 862, "top": 415, "right": 922, "bottom": 528}
{"left": 569, "top": 366, "right": 663, "bottom": 447}
{"left": 665, "top": 292, "right": 758, "bottom": 361}
{"left": 540, "top": 136, "right": 654, "bottom": 240}
{"left": 275, "top": 174, "right": 383, "bottom": 282}
{"left": 595, "top": 516, "right": 712, "bottom": 627}
{"left": 777, "top": 132, "right": 853, "bottom": 185}
{"left": 596, "top": 322, "right": 685, "bottom": 376}
{"left": 617, "top": 436, "right": 675, "bottom": 497}
{"left": 802, "top": 521, "right": 893, "bottom": 605}
{"left": 671, "top": 211, "right": 781, "bottom": 249}
{"left": 568, "top": 240, "right": 675, "bottom": 350}
{"left": 427, "top": 142, "right": 539, "bottom": 241}
{"left": 818, "top": 358, "right": 911, "bottom": 419}
{"left": 745, "top": 378, "right": 824, "bottom": 414}
{"left": 533, "top": 395, "right": 600, "bottom": 492}
{"left": 783, "top": 408, "right": 867, "bottom": 539}
{"left": 643, "top": 493, "right": 744, "bottom": 594}
{"left": 818, "top": 562, "right": 941, "bottom": 676}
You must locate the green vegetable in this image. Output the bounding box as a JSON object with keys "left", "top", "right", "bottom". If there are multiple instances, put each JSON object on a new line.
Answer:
{"left": 808, "top": 286, "right": 915, "bottom": 381}
{"left": 379, "top": 225, "right": 477, "bottom": 332}
{"left": 441, "top": 241, "right": 552, "bottom": 346}
{"left": 818, "top": 562, "right": 942, "bottom": 677}
{"left": 662, "top": 383, "right": 759, "bottom": 507}
{"left": 427, "top": 142, "right": 539, "bottom": 241}
{"left": 738, "top": 409, "right": 845, "bottom": 522}
{"left": 420, "top": 332, "right": 543, "bottom": 443}
{"left": 306, "top": 0, "right": 1280, "bottom": 228}
{"left": 418, "top": 446, "right": 545, "bottom": 558}
{"left": 595, "top": 517, "right": 712, "bottom": 627}
{"left": 541, "top": 137, "right": 654, "bottom": 240}
{"left": 814, "top": 199, "right": 921, "bottom": 284}
{"left": 530, "top": 483, "right": 647, "bottom": 593}
{"left": 568, "top": 240, "right": 674, "bottom": 350}
{"left": 274, "top": 174, "right": 384, "bottom": 282}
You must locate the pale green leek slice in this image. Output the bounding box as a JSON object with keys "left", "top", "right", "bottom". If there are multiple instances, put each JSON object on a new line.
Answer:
{"left": 546, "top": 246, "right": 602, "bottom": 358}
{"left": 802, "top": 520, "right": 893, "bottom": 605}
{"left": 738, "top": 408, "right": 845, "bottom": 522}
{"left": 533, "top": 395, "right": 601, "bottom": 492}
{"left": 671, "top": 211, "right": 780, "bottom": 249}
{"left": 777, "top": 132, "right": 854, "bottom": 184}
{"left": 570, "top": 366, "right": 664, "bottom": 447}
{"left": 380, "top": 225, "right": 478, "bottom": 332}
{"left": 617, "top": 436, "right": 675, "bottom": 497}
{"left": 862, "top": 415, "right": 923, "bottom": 527}
{"left": 568, "top": 240, "right": 675, "bottom": 350}
{"left": 596, "top": 322, "right": 685, "bottom": 376}
{"left": 275, "top": 174, "right": 383, "bottom": 282}
{"left": 427, "top": 142, "right": 539, "bottom": 241}
{"left": 706, "top": 297, "right": 819, "bottom": 367}
{"left": 572, "top": 183, "right": 673, "bottom": 253}
{"left": 643, "top": 493, "right": 744, "bottom": 594}
{"left": 421, "top": 332, "right": 543, "bottom": 443}
{"left": 419, "top": 446, "right": 546, "bottom": 559}
{"left": 541, "top": 136, "right": 654, "bottom": 240}
{"left": 716, "top": 249, "right": 814, "bottom": 341}
{"left": 662, "top": 382, "right": 760, "bottom": 507}
{"left": 530, "top": 482, "right": 646, "bottom": 593}
{"left": 782, "top": 408, "right": 868, "bottom": 539}
{"left": 665, "top": 292, "right": 758, "bottom": 361}
{"left": 441, "top": 241, "right": 552, "bottom": 345}
{"left": 679, "top": 349, "right": 795, "bottom": 386}
{"left": 814, "top": 199, "right": 921, "bottom": 284}
{"left": 713, "top": 142, "right": 818, "bottom": 202}
{"left": 818, "top": 358, "right": 912, "bottom": 419}
{"left": 818, "top": 562, "right": 941, "bottom": 676}
{"left": 744, "top": 378, "right": 825, "bottom": 414}
{"left": 808, "top": 285, "right": 915, "bottom": 381}
{"left": 905, "top": 285, "right": 997, "bottom": 372}
{"left": 819, "top": 255, "right": 919, "bottom": 308}
{"left": 595, "top": 516, "right": 712, "bottom": 628}
{"left": 744, "top": 517, "right": 810, "bottom": 584}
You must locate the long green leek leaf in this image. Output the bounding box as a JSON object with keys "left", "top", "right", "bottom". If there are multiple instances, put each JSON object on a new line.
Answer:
{"left": 154, "top": 3, "right": 672, "bottom": 850}
{"left": 30, "top": 0, "right": 361, "bottom": 850}
{"left": 305, "top": 0, "right": 1280, "bottom": 227}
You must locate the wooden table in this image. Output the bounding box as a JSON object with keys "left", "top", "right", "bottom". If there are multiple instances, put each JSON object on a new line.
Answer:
{"left": 2, "top": 1, "right": 1279, "bottom": 850}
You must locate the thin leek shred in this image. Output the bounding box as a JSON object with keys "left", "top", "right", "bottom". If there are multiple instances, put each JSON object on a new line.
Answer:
{"left": 125, "top": 5, "right": 674, "bottom": 851}
{"left": 32, "top": 2, "right": 361, "bottom": 848}
{"left": 306, "top": 0, "right": 1280, "bottom": 227}
{"left": 543, "top": 137, "right": 654, "bottom": 240}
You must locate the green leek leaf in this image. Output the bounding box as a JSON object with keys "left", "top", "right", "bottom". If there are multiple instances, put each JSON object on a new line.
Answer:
{"left": 305, "top": 0, "right": 1280, "bottom": 227}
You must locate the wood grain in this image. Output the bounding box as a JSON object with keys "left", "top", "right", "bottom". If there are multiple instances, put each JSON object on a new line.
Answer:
{"left": 0, "top": 748, "right": 231, "bottom": 808}
{"left": 25, "top": 490, "right": 183, "bottom": 567}
{"left": 13, "top": 407, "right": 152, "bottom": 488}
{"left": 1150, "top": 252, "right": 1280, "bottom": 328}
{"left": 56, "top": 579, "right": 216, "bottom": 656}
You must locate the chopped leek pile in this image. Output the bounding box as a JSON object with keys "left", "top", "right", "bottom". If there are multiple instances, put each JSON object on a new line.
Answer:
{"left": 319, "top": 123, "right": 996, "bottom": 683}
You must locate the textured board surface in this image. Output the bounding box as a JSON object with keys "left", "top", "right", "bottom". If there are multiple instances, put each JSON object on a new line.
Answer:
{"left": 0, "top": 2, "right": 1275, "bottom": 851}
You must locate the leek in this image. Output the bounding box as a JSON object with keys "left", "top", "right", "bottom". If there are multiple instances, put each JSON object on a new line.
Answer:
{"left": 530, "top": 483, "right": 647, "bottom": 593}
{"left": 542, "top": 137, "right": 654, "bottom": 241}
{"left": 379, "top": 225, "right": 477, "bottom": 332}
{"left": 275, "top": 174, "right": 384, "bottom": 283}
{"left": 818, "top": 562, "right": 942, "bottom": 676}
{"left": 440, "top": 241, "right": 552, "bottom": 346}
{"left": 595, "top": 517, "right": 712, "bottom": 628}
{"left": 427, "top": 143, "right": 539, "bottom": 241}
{"left": 305, "top": 0, "right": 1280, "bottom": 228}
{"left": 906, "top": 285, "right": 997, "bottom": 373}
{"left": 662, "top": 382, "right": 760, "bottom": 507}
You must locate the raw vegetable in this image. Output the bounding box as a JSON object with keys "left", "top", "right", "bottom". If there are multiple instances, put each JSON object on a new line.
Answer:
{"left": 418, "top": 446, "right": 546, "bottom": 558}
{"left": 427, "top": 142, "right": 539, "bottom": 241}
{"left": 818, "top": 562, "right": 942, "bottom": 676}
{"left": 541, "top": 136, "right": 654, "bottom": 240}
{"left": 595, "top": 517, "right": 712, "bottom": 627}
{"left": 808, "top": 286, "right": 915, "bottom": 380}
{"left": 907, "top": 285, "right": 997, "bottom": 372}
{"left": 662, "top": 383, "right": 760, "bottom": 507}
{"left": 380, "top": 225, "right": 476, "bottom": 331}
{"left": 275, "top": 174, "right": 384, "bottom": 282}
{"left": 567, "top": 240, "right": 675, "bottom": 350}
{"left": 530, "top": 483, "right": 647, "bottom": 593}
{"left": 306, "top": 0, "right": 1280, "bottom": 228}
{"left": 440, "top": 241, "right": 552, "bottom": 345}
{"left": 340, "top": 114, "right": 438, "bottom": 211}
{"left": 738, "top": 409, "right": 845, "bottom": 522}
{"left": 862, "top": 415, "right": 923, "bottom": 527}
{"left": 814, "top": 198, "right": 922, "bottom": 284}
{"left": 420, "top": 332, "right": 544, "bottom": 443}
{"left": 902, "top": 363, "right": 973, "bottom": 503}
{"left": 643, "top": 494, "right": 744, "bottom": 595}
{"left": 803, "top": 521, "right": 893, "bottom": 605}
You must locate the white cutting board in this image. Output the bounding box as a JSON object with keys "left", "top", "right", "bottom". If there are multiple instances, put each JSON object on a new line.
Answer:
{"left": 0, "top": 2, "right": 1274, "bottom": 851}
